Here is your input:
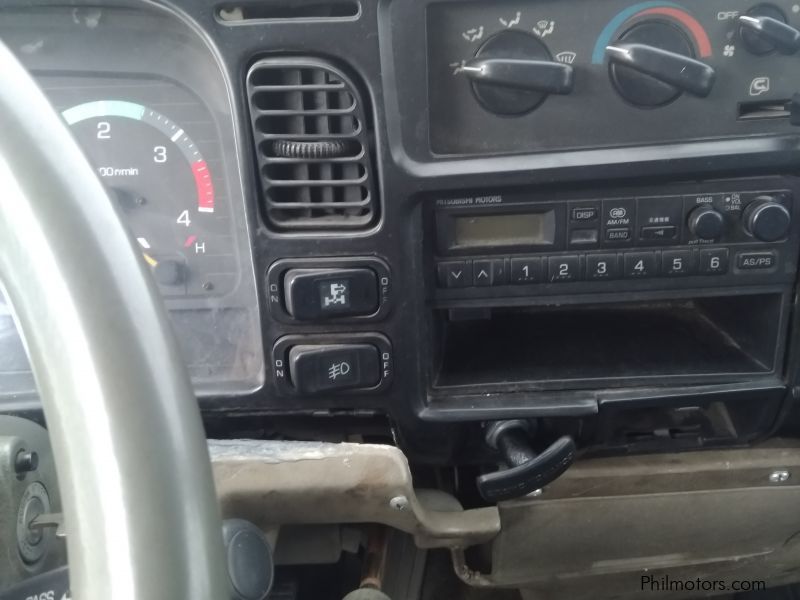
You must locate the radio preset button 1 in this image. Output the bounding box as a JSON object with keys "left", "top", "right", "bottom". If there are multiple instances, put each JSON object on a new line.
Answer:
{"left": 699, "top": 248, "right": 729, "bottom": 275}
{"left": 737, "top": 251, "right": 777, "bottom": 270}
{"left": 510, "top": 257, "right": 543, "bottom": 284}
{"left": 662, "top": 250, "right": 694, "bottom": 276}
{"left": 624, "top": 251, "right": 657, "bottom": 278}
{"left": 586, "top": 254, "right": 620, "bottom": 280}
{"left": 548, "top": 255, "right": 581, "bottom": 282}
{"left": 437, "top": 261, "right": 472, "bottom": 288}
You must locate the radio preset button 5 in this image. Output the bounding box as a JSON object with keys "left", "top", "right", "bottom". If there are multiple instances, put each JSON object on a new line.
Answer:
{"left": 511, "top": 257, "right": 543, "bottom": 284}
{"left": 548, "top": 255, "right": 581, "bottom": 282}
{"left": 699, "top": 248, "right": 729, "bottom": 275}
{"left": 624, "top": 251, "right": 658, "bottom": 278}
{"left": 662, "top": 250, "right": 694, "bottom": 276}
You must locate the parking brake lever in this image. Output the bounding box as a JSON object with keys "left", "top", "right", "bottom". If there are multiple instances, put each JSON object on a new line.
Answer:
{"left": 476, "top": 420, "right": 576, "bottom": 503}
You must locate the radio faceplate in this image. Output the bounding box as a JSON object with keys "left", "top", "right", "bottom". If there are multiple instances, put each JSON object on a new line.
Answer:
{"left": 430, "top": 177, "right": 800, "bottom": 303}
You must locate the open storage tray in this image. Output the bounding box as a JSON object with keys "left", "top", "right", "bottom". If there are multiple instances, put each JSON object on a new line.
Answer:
{"left": 434, "top": 292, "right": 787, "bottom": 391}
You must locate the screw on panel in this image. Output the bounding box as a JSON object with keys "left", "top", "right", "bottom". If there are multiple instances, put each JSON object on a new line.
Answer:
{"left": 769, "top": 470, "right": 790, "bottom": 483}
{"left": 389, "top": 496, "right": 409, "bottom": 511}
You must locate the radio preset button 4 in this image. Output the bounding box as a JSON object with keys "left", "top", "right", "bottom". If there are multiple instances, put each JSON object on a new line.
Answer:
{"left": 624, "top": 251, "right": 658, "bottom": 278}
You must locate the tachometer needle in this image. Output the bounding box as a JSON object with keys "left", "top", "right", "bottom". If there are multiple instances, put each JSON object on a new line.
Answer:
{"left": 142, "top": 253, "right": 158, "bottom": 267}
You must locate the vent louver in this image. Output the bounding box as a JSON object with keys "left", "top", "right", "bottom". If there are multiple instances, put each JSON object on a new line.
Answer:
{"left": 246, "top": 58, "right": 377, "bottom": 231}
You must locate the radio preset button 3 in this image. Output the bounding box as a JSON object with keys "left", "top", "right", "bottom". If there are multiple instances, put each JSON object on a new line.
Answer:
{"left": 586, "top": 254, "right": 620, "bottom": 280}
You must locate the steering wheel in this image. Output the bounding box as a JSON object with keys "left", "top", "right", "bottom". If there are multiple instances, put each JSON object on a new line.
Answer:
{"left": 0, "top": 40, "right": 228, "bottom": 599}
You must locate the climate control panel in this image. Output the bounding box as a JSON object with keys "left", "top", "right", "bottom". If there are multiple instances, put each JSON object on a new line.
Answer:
{"left": 425, "top": 0, "right": 800, "bottom": 155}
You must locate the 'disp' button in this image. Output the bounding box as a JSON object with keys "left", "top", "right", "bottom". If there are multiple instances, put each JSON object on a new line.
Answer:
{"left": 737, "top": 251, "right": 778, "bottom": 271}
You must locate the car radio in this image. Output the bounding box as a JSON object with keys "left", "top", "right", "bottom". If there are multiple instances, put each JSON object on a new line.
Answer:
{"left": 430, "top": 176, "right": 800, "bottom": 303}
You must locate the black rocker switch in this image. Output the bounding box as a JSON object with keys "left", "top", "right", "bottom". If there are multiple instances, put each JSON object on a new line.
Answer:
{"left": 288, "top": 344, "right": 381, "bottom": 395}
{"left": 284, "top": 268, "right": 379, "bottom": 321}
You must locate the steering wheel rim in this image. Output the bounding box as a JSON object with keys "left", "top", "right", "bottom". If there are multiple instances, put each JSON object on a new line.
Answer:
{"left": 0, "top": 40, "right": 227, "bottom": 600}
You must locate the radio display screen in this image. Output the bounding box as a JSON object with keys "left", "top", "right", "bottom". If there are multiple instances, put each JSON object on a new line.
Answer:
{"left": 452, "top": 211, "right": 556, "bottom": 249}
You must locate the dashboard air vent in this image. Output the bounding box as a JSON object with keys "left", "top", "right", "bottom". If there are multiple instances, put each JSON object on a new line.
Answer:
{"left": 247, "top": 58, "right": 377, "bottom": 231}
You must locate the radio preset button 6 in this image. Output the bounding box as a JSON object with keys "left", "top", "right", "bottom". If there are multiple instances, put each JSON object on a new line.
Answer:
{"left": 699, "top": 248, "right": 729, "bottom": 275}
{"left": 586, "top": 254, "right": 620, "bottom": 280}
{"left": 548, "top": 255, "right": 581, "bottom": 282}
{"left": 662, "top": 250, "right": 694, "bottom": 276}
{"left": 511, "top": 257, "right": 543, "bottom": 284}
{"left": 624, "top": 251, "right": 658, "bottom": 278}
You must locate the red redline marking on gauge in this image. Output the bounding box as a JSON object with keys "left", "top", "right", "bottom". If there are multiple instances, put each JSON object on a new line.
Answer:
{"left": 192, "top": 160, "right": 215, "bottom": 213}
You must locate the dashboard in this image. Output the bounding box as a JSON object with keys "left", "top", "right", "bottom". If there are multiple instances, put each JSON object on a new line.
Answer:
{"left": 2, "top": 0, "right": 800, "bottom": 464}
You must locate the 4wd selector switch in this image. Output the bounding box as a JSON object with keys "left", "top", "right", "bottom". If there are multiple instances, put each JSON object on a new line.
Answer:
{"left": 606, "top": 21, "right": 715, "bottom": 107}
{"left": 743, "top": 197, "right": 791, "bottom": 242}
{"left": 465, "top": 31, "right": 574, "bottom": 115}
{"left": 284, "top": 268, "right": 379, "bottom": 320}
{"left": 688, "top": 206, "right": 725, "bottom": 240}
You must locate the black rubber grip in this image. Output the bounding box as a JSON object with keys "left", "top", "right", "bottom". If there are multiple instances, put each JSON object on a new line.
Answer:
{"left": 477, "top": 436, "right": 576, "bottom": 503}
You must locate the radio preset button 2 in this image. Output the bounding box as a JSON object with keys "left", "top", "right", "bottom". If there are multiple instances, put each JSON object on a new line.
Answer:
{"left": 699, "top": 248, "right": 729, "bottom": 275}
{"left": 510, "top": 257, "right": 543, "bottom": 284}
{"left": 623, "top": 251, "right": 658, "bottom": 278}
{"left": 548, "top": 255, "right": 581, "bottom": 282}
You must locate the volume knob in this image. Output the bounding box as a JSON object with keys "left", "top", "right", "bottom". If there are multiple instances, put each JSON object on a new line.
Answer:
{"left": 744, "top": 197, "right": 791, "bottom": 242}
{"left": 688, "top": 206, "right": 725, "bottom": 240}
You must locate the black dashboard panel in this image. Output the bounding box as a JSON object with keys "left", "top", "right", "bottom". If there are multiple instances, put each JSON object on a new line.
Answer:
{"left": 2, "top": 0, "right": 800, "bottom": 460}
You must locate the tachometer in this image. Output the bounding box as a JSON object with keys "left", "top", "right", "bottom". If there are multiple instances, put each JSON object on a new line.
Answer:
{"left": 61, "top": 99, "right": 237, "bottom": 296}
